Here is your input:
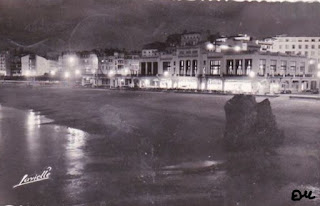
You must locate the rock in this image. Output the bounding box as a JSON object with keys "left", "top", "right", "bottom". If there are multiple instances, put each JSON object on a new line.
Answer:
{"left": 224, "top": 95, "right": 284, "bottom": 151}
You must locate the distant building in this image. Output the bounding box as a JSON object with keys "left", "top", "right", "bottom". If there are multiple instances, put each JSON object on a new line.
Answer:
{"left": 21, "top": 54, "right": 50, "bottom": 76}
{"left": 0, "top": 51, "right": 10, "bottom": 76}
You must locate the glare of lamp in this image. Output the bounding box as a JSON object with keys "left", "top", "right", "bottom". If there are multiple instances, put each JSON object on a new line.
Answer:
{"left": 317, "top": 71, "right": 320, "bottom": 78}
{"left": 249, "top": 71, "right": 256, "bottom": 78}
{"left": 64, "top": 71, "right": 70, "bottom": 78}
{"left": 68, "top": 56, "right": 75, "bottom": 64}
{"left": 206, "top": 43, "right": 214, "bottom": 50}
{"left": 25, "top": 70, "right": 30, "bottom": 77}
{"left": 234, "top": 46, "right": 241, "bottom": 52}
{"left": 108, "top": 70, "right": 115, "bottom": 77}
{"left": 220, "top": 45, "right": 229, "bottom": 50}
{"left": 75, "top": 69, "right": 80, "bottom": 75}
{"left": 50, "top": 70, "right": 56, "bottom": 76}
{"left": 164, "top": 71, "right": 169, "bottom": 76}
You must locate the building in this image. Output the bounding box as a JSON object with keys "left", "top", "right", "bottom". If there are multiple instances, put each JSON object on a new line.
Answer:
{"left": 0, "top": 51, "right": 10, "bottom": 76}
{"left": 21, "top": 54, "right": 50, "bottom": 76}
{"left": 81, "top": 32, "right": 319, "bottom": 93}
{"left": 259, "top": 35, "right": 320, "bottom": 76}
{"left": 94, "top": 52, "right": 140, "bottom": 87}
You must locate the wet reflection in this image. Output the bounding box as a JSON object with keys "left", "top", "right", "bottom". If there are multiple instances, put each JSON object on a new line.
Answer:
{"left": 65, "top": 127, "right": 87, "bottom": 176}
{"left": 0, "top": 106, "right": 89, "bottom": 204}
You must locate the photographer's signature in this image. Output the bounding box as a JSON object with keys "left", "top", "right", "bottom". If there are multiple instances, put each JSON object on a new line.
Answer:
{"left": 13, "top": 167, "right": 52, "bottom": 188}
{"left": 292, "top": 189, "right": 316, "bottom": 201}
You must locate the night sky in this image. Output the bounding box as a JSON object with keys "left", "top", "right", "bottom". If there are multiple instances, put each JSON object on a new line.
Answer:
{"left": 1, "top": 0, "right": 320, "bottom": 52}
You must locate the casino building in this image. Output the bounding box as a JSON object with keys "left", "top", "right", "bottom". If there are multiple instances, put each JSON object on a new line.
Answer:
{"left": 88, "top": 33, "right": 319, "bottom": 94}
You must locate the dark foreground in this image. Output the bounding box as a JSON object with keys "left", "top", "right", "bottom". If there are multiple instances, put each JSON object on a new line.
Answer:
{"left": 0, "top": 86, "right": 319, "bottom": 206}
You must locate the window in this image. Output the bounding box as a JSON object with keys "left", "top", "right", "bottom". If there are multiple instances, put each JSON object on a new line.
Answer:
{"left": 141, "top": 62, "right": 146, "bottom": 76}
{"left": 290, "top": 61, "right": 296, "bottom": 75}
{"left": 186, "top": 60, "right": 191, "bottom": 76}
{"left": 153, "top": 62, "right": 158, "bottom": 75}
{"left": 192, "top": 60, "right": 197, "bottom": 76}
{"left": 179, "top": 60, "right": 184, "bottom": 75}
{"left": 280, "top": 60, "right": 287, "bottom": 75}
{"left": 259, "top": 59, "right": 266, "bottom": 76}
{"left": 235, "top": 59, "right": 243, "bottom": 75}
{"left": 226, "top": 60, "right": 234, "bottom": 75}
{"left": 292, "top": 45, "right": 295, "bottom": 49}
{"left": 209, "top": 60, "right": 221, "bottom": 75}
{"left": 298, "top": 45, "right": 302, "bottom": 49}
{"left": 147, "top": 62, "right": 152, "bottom": 75}
{"left": 312, "top": 45, "right": 315, "bottom": 49}
{"left": 305, "top": 39, "right": 309, "bottom": 42}
{"left": 163, "top": 61, "right": 170, "bottom": 72}
{"left": 279, "top": 45, "right": 282, "bottom": 49}
{"left": 270, "top": 60, "right": 277, "bottom": 75}
{"left": 285, "top": 45, "right": 289, "bottom": 49}
{"left": 300, "top": 62, "right": 306, "bottom": 74}
{"left": 305, "top": 45, "right": 309, "bottom": 49}
{"left": 312, "top": 39, "right": 315, "bottom": 42}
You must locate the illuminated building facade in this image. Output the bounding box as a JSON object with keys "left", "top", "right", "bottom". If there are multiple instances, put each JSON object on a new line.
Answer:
{"left": 259, "top": 36, "right": 320, "bottom": 77}
{"left": 0, "top": 51, "right": 10, "bottom": 76}
{"left": 21, "top": 54, "right": 50, "bottom": 76}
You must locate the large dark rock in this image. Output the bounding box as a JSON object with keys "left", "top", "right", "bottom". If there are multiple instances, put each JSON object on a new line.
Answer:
{"left": 224, "top": 94, "right": 284, "bottom": 150}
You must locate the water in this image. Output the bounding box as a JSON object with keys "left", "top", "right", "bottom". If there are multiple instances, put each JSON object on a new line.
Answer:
{"left": 1, "top": 105, "right": 318, "bottom": 206}
{"left": 0, "top": 106, "right": 88, "bottom": 205}
{"left": 0, "top": 106, "right": 226, "bottom": 206}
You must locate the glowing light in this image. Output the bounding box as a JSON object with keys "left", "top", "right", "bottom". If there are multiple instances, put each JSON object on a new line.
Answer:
{"left": 309, "top": 59, "right": 315, "bottom": 64}
{"left": 50, "top": 70, "right": 56, "bottom": 76}
{"left": 68, "top": 56, "right": 76, "bottom": 64}
{"left": 108, "top": 70, "right": 115, "bottom": 77}
{"left": 317, "top": 63, "right": 320, "bottom": 69}
{"left": 75, "top": 69, "right": 80, "bottom": 75}
{"left": 234, "top": 46, "right": 241, "bottom": 52}
{"left": 249, "top": 71, "right": 256, "bottom": 78}
{"left": 164, "top": 71, "right": 169, "bottom": 76}
{"left": 206, "top": 42, "right": 214, "bottom": 50}
{"left": 25, "top": 70, "right": 31, "bottom": 77}
{"left": 201, "top": 82, "right": 206, "bottom": 90}
{"left": 145, "top": 79, "right": 150, "bottom": 85}
{"left": 91, "top": 69, "right": 96, "bottom": 74}
{"left": 64, "top": 71, "right": 70, "bottom": 78}
{"left": 220, "top": 45, "right": 229, "bottom": 50}
{"left": 124, "top": 68, "right": 129, "bottom": 75}
{"left": 317, "top": 71, "right": 320, "bottom": 78}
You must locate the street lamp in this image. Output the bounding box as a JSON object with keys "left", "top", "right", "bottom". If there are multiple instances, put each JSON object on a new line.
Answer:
{"left": 206, "top": 42, "right": 214, "bottom": 51}
{"left": 249, "top": 71, "right": 256, "bottom": 78}
{"left": 64, "top": 71, "right": 70, "bottom": 79}
{"left": 50, "top": 70, "right": 56, "bottom": 76}
{"left": 234, "top": 46, "right": 241, "bottom": 52}
{"left": 220, "top": 45, "right": 229, "bottom": 50}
